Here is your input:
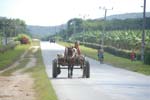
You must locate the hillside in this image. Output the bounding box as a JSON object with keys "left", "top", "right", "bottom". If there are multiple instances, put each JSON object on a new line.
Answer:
{"left": 27, "top": 12, "right": 150, "bottom": 39}
{"left": 27, "top": 25, "right": 61, "bottom": 34}
{"left": 27, "top": 24, "right": 67, "bottom": 38}
{"left": 105, "top": 12, "right": 150, "bottom": 20}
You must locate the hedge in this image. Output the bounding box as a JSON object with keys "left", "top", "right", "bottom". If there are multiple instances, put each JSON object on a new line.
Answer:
{"left": 68, "top": 41, "right": 141, "bottom": 60}
{"left": 144, "top": 47, "right": 150, "bottom": 65}
{"left": 68, "top": 41, "right": 150, "bottom": 65}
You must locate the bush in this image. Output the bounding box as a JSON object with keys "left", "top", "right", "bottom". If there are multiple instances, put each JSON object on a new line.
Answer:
{"left": 144, "top": 47, "right": 150, "bottom": 65}
{"left": 15, "top": 34, "right": 31, "bottom": 44}
{"left": 76, "top": 41, "right": 141, "bottom": 60}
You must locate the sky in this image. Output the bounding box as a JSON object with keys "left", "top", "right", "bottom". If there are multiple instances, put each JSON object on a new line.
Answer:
{"left": 0, "top": 0, "right": 149, "bottom": 26}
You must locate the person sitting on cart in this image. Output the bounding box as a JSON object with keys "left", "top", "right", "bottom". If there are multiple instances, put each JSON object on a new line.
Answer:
{"left": 74, "top": 41, "right": 83, "bottom": 64}
{"left": 74, "top": 41, "right": 81, "bottom": 55}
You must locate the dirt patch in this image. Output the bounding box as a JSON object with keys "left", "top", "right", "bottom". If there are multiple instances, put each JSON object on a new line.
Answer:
{"left": 0, "top": 46, "right": 39, "bottom": 100}
{"left": 0, "top": 74, "right": 35, "bottom": 100}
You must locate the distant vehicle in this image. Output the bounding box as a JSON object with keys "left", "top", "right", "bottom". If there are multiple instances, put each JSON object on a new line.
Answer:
{"left": 49, "top": 39, "right": 55, "bottom": 43}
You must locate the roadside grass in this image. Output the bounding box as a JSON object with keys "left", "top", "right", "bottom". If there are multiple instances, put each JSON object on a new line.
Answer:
{"left": 24, "top": 40, "right": 58, "bottom": 100}
{"left": 0, "top": 40, "right": 58, "bottom": 100}
{"left": 58, "top": 42, "right": 150, "bottom": 75}
{"left": 0, "top": 58, "right": 30, "bottom": 76}
{"left": 31, "top": 39, "right": 40, "bottom": 46}
{"left": 0, "top": 44, "right": 30, "bottom": 70}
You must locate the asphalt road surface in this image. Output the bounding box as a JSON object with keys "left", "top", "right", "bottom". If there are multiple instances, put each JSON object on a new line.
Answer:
{"left": 40, "top": 41, "right": 150, "bottom": 100}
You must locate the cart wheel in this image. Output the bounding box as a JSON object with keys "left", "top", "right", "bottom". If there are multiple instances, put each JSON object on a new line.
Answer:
{"left": 57, "top": 66, "right": 61, "bottom": 75}
{"left": 68, "top": 65, "right": 72, "bottom": 78}
{"left": 52, "top": 59, "right": 57, "bottom": 78}
{"left": 68, "top": 72, "right": 71, "bottom": 78}
{"left": 85, "top": 60, "right": 90, "bottom": 78}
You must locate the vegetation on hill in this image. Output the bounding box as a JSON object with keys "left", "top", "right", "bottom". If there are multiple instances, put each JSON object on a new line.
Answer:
{"left": 27, "top": 12, "right": 150, "bottom": 41}
{"left": 53, "top": 13, "right": 150, "bottom": 64}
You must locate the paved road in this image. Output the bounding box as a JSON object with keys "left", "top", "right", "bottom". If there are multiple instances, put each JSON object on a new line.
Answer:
{"left": 40, "top": 41, "right": 150, "bottom": 100}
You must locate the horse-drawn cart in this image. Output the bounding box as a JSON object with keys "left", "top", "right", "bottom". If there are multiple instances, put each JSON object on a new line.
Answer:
{"left": 52, "top": 47, "right": 90, "bottom": 78}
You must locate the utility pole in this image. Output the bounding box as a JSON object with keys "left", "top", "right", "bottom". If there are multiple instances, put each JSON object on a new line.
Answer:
{"left": 3, "top": 21, "right": 8, "bottom": 45}
{"left": 79, "top": 14, "right": 90, "bottom": 42}
{"left": 73, "top": 20, "right": 76, "bottom": 35}
{"left": 99, "top": 7, "right": 113, "bottom": 48}
{"left": 82, "top": 14, "right": 89, "bottom": 43}
{"left": 141, "top": 0, "right": 146, "bottom": 61}
{"left": 55, "top": 26, "right": 56, "bottom": 34}
{"left": 82, "top": 16, "right": 85, "bottom": 43}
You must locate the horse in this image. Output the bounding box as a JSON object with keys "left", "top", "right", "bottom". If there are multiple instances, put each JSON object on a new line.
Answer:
{"left": 64, "top": 47, "right": 78, "bottom": 78}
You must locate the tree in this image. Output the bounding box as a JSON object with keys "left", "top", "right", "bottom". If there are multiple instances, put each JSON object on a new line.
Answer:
{"left": 0, "top": 17, "right": 28, "bottom": 45}
{"left": 67, "top": 18, "right": 83, "bottom": 37}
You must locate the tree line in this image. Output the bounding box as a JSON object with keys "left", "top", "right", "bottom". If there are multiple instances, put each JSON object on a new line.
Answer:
{"left": 55, "top": 17, "right": 150, "bottom": 46}
{"left": 64, "top": 17, "right": 150, "bottom": 37}
{"left": 0, "top": 17, "right": 28, "bottom": 45}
